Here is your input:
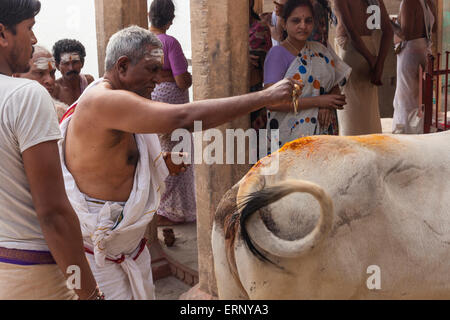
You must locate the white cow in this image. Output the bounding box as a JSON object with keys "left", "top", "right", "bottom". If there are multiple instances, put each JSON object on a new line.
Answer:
{"left": 212, "top": 132, "right": 450, "bottom": 299}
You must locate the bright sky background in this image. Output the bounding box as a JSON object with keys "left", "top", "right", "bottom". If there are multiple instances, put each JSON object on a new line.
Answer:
{"left": 33, "top": 0, "right": 192, "bottom": 79}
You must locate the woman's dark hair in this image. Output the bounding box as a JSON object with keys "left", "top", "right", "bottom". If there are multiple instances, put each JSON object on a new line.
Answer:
{"left": 316, "top": 0, "right": 332, "bottom": 20}
{"left": 149, "top": 0, "right": 175, "bottom": 29}
{"left": 0, "top": 0, "right": 41, "bottom": 34}
{"left": 53, "top": 39, "right": 86, "bottom": 64}
{"left": 281, "top": 0, "right": 315, "bottom": 21}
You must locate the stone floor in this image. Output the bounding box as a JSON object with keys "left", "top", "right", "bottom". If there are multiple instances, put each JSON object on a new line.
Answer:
{"left": 155, "top": 276, "right": 191, "bottom": 300}
{"left": 154, "top": 222, "right": 198, "bottom": 300}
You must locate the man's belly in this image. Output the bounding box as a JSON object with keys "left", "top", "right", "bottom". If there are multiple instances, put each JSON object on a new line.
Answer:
{"left": 69, "top": 166, "right": 136, "bottom": 202}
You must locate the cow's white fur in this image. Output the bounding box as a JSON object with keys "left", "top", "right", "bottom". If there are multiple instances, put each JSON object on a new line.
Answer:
{"left": 212, "top": 132, "right": 450, "bottom": 299}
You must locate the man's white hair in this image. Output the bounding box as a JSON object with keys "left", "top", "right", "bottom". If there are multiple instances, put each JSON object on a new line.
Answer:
{"left": 105, "top": 25, "right": 162, "bottom": 72}
{"left": 33, "top": 45, "right": 51, "bottom": 56}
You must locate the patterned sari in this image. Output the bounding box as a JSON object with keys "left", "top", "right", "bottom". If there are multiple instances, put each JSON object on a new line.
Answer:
{"left": 267, "top": 41, "right": 351, "bottom": 153}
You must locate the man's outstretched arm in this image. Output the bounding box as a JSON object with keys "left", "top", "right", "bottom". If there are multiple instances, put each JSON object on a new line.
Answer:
{"left": 23, "top": 141, "right": 98, "bottom": 300}
{"left": 90, "top": 78, "right": 296, "bottom": 134}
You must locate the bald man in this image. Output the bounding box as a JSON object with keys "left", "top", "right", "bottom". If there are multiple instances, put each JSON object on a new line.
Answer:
{"left": 14, "top": 45, "right": 68, "bottom": 121}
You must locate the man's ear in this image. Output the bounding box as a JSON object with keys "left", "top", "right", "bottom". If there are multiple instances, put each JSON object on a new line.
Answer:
{"left": 0, "top": 24, "right": 9, "bottom": 48}
{"left": 116, "top": 56, "right": 130, "bottom": 75}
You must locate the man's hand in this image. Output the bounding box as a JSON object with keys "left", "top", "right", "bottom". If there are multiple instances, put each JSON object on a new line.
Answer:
{"left": 163, "top": 152, "right": 190, "bottom": 176}
{"left": 318, "top": 108, "right": 334, "bottom": 129}
{"left": 370, "top": 61, "right": 384, "bottom": 86}
{"left": 367, "top": 54, "right": 378, "bottom": 71}
{"left": 264, "top": 78, "right": 304, "bottom": 110}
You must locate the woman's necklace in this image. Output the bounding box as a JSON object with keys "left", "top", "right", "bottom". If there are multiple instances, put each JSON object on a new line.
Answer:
{"left": 285, "top": 38, "right": 305, "bottom": 56}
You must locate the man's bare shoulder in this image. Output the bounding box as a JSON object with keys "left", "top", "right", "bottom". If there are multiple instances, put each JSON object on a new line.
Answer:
{"left": 77, "top": 82, "right": 110, "bottom": 110}
{"left": 71, "top": 84, "right": 113, "bottom": 133}
{"left": 334, "top": 0, "right": 367, "bottom": 19}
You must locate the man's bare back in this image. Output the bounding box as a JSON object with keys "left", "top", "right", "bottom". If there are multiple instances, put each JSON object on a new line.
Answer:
{"left": 64, "top": 81, "right": 138, "bottom": 202}
{"left": 335, "top": 0, "right": 374, "bottom": 38}
{"left": 398, "top": 0, "right": 436, "bottom": 41}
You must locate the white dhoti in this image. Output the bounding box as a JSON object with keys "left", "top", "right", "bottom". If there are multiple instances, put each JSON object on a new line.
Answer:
{"left": 58, "top": 79, "right": 169, "bottom": 300}
{"left": 392, "top": 38, "right": 431, "bottom": 134}
{"left": 336, "top": 33, "right": 382, "bottom": 136}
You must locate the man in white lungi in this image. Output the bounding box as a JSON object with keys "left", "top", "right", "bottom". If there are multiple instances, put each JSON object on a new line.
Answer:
{"left": 333, "top": 0, "right": 393, "bottom": 135}
{"left": 391, "top": 0, "right": 436, "bottom": 134}
{"left": 60, "top": 26, "right": 300, "bottom": 299}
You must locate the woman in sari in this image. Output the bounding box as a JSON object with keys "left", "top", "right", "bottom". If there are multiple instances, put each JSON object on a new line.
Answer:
{"left": 264, "top": 0, "right": 351, "bottom": 153}
{"left": 149, "top": 0, "right": 196, "bottom": 225}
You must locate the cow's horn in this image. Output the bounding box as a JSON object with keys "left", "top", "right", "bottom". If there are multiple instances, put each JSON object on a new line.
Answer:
{"left": 239, "top": 179, "right": 333, "bottom": 260}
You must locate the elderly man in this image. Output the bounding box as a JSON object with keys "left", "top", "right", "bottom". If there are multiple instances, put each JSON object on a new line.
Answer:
{"left": 52, "top": 39, "right": 94, "bottom": 106}
{"left": 14, "top": 45, "right": 68, "bottom": 121}
{"left": 60, "top": 25, "right": 299, "bottom": 300}
{"left": 391, "top": 0, "right": 436, "bottom": 134}
{"left": 333, "top": 0, "right": 393, "bottom": 135}
{"left": 0, "top": 0, "right": 99, "bottom": 300}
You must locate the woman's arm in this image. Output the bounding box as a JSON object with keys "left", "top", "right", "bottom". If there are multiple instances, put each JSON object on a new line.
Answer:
{"left": 167, "top": 38, "right": 191, "bottom": 90}
{"left": 174, "top": 71, "right": 192, "bottom": 90}
{"left": 264, "top": 84, "right": 346, "bottom": 112}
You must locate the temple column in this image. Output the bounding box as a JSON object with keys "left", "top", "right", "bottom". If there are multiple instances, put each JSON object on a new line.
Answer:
{"left": 184, "top": 0, "right": 251, "bottom": 298}
{"left": 94, "top": 0, "right": 148, "bottom": 76}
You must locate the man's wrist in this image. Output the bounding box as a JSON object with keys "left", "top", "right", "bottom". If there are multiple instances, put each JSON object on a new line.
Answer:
{"left": 258, "top": 87, "right": 273, "bottom": 107}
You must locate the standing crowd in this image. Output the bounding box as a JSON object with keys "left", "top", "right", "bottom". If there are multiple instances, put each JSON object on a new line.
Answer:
{"left": 0, "top": 0, "right": 437, "bottom": 300}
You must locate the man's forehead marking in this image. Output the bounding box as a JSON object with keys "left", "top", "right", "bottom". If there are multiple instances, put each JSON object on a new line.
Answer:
{"left": 60, "top": 52, "right": 81, "bottom": 63}
{"left": 34, "top": 57, "right": 56, "bottom": 71}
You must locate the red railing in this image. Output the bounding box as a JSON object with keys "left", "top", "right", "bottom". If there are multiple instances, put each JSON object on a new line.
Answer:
{"left": 423, "top": 51, "right": 450, "bottom": 133}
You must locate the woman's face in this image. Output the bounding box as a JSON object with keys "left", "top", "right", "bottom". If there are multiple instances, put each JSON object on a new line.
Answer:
{"left": 285, "top": 6, "right": 314, "bottom": 42}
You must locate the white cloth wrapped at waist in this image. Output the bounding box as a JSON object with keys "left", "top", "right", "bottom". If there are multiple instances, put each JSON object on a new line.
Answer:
{"left": 58, "top": 78, "right": 169, "bottom": 299}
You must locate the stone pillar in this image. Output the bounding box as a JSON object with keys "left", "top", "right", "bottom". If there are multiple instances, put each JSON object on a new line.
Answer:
{"left": 94, "top": 0, "right": 148, "bottom": 76}
{"left": 189, "top": 0, "right": 251, "bottom": 297}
